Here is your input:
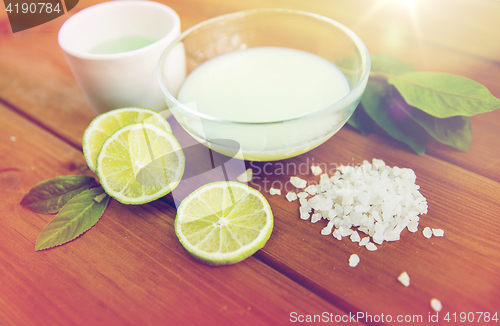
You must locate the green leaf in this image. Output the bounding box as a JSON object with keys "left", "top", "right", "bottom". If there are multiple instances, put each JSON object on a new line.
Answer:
{"left": 347, "top": 104, "right": 375, "bottom": 135}
{"left": 35, "top": 187, "right": 110, "bottom": 251}
{"left": 370, "top": 54, "right": 416, "bottom": 75}
{"left": 388, "top": 72, "right": 500, "bottom": 118}
{"left": 21, "top": 175, "right": 97, "bottom": 214}
{"left": 404, "top": 107, "right": 472, "bottom": 152}
{"left": 347, "top": 55, "right": 415, "bottom": 135}
{"left": 361, "top": 79, "right": 428, "bottom": 155}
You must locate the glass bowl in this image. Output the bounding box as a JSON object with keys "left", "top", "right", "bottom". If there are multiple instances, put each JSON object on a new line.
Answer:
{"left": 158, "top": 9, "right": 370, "bottom": 161}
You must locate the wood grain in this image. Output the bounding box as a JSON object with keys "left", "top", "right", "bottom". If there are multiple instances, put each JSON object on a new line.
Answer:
{"left": 167, "top": 116, "right": 500, "bottom": 320}
{"left": 1, "top": 0, "right": 500, "bottom": 324}
{"left": 259, "top": 133, "right": 500, "bottom": 318}
{"left": 1, "top": 0, "right": 499, "bottom": 178}
{"left": 0, "top": 105, "right": 353, "bottom": 325}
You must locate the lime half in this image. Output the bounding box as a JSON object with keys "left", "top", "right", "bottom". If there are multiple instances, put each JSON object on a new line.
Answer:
{"left": 83, "top": 107, "right": 171, "bottom": 172}
{"left": 175, "top": 181, "right": 273, "bottom": 266}
{"left": 96, "top": 124, "right": 184, "bottom": 205}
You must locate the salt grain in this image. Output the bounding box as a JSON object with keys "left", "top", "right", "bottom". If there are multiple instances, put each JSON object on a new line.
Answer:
{"left": 430, "top": 298, "right": 442, "bottom": 312}
{"left": 269, "top": 188, "right": 281, "bottom": 195}
{"left": 285, "top": 192, "right": 298, "bottom": 202}
{"left": 321, "top": 220, "right": 335, "bottom": 235}
{"left": 423, "top": 227, "right": 433, "bottom": 238}
{"left": 398, "top": 271, "right": 410, "bottom": 287}
{"left": 311, "top": 165, "right": 323, "bottom": 176}
{"left": 311, "top": 213, "right": 322, "bottom": 223}
{"left": 297, "top": 192, "right": 309, "bottom": 199}
{"left": 349, "top": 254, "right": 360, "bottom": 267}
{"left": 373, "top": 232, "right": 385, "bottom": 245}
{"left": 305, "top": 185, "right": 318, "bottom": 195}
{"left": 237, "top": 168, "right": 253, "bottom": 182}
{"left": 299, "top": 207, "right": 310, "bottom": 220}
{"left": 432, "top": 228, "right": 444, "bottom": 237}
{"left": 359, "top": 237, "right": 370, "bottom": 246}
{"left": 332, "top": 229, "right": 342, "bottom": 240}
{"left": 290, "top": 176, "right": 307, "bottom": 189}
{"left": 339, "top": 227, "right": 353, "bottom": 237}
{"left": 407, "top": 220, "right": 419, "bottom": 233}
{"left": 372, "top": 158, "right": 385, "bottom": 170}
{"left": 288, "top": 159, "right": 428, "bottom": 252}
{"left": 350, "top": 231, "right": 361, "bottom": 243}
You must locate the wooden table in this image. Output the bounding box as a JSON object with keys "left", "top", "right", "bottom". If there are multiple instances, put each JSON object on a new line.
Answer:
{"left": 1, "top": 0, "right": 499, "bottom": 325}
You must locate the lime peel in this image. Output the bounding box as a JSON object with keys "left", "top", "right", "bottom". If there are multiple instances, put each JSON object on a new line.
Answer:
{"left": 96, "top": 123, "right": 184, "bottom": 205}
{"left": 175, "top": 181, "right": 273, "bottom": 266}
{"left": 83, "top": 107, "right": 171, "bottom": 172}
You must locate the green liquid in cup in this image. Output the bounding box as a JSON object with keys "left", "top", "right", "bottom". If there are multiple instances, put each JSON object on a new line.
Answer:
{"left": 89, "top": 36, "right": 158, "bottom": 54}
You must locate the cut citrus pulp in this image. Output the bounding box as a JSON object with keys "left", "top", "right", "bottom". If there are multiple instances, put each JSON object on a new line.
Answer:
{"left": 96, "top": 124, "right": 184, "bottom": 204}
{"left": 83, "top": 107, "right": 171, "bottom": 172}
{"left": 175, "top": 181, "right": 273, "bottom": 266}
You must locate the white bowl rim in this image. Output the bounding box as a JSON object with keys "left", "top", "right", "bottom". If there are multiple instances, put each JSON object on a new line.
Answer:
{"left": 58, "top": 0, "right": 180, "bottom": 61}
{"left": 158, "top": 8, "right": 371, "bottom": 126}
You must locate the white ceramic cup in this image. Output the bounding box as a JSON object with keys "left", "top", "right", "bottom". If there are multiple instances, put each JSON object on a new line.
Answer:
{"left": 58, "top": 0, "right": 181, "bottom": 115}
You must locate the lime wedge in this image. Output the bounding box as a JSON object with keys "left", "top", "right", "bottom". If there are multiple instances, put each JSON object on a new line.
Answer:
{"left": 175, "top": 181, "right": 273, "bottom": 265}
{"left": 96, "top": 124, "right": 184, "bottom": 205}
{"left": 83, "top": 107, "right": 171, "bottom": 172}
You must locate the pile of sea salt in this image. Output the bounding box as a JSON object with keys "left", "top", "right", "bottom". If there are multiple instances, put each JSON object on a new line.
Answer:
{"left": 285, "top": 159, "right": 428, "bottom": 250}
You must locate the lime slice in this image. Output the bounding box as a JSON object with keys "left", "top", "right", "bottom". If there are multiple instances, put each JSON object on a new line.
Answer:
{"left": 83, "top": 107, "right": 171, "bottom": 172}
{"left": 175, "top": 181, "right": 273, "bottom": 265}
{"left": 96, "top": 124, "right": 184, "bottom": 205}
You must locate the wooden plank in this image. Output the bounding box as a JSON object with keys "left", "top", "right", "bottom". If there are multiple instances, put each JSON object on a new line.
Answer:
{"left": 0, "top": 105, "right": 354, "bottom": 325}
{"left": 1, "top": 0, "right": 500, "bottom": 182}
{"left": 257, "top": 130, "right": 500, "bottom": 319}
{"left": 1, "top": 0, "right": 500, "bottom": 322}
{"left": 167, "top": 117, "right": 500, "bottom": 321}
{"left": 0, "top": 20, "right": 94, "bottom": 148}
{"left": 425, "top": 109, "right": 500, "bottom": 183}
{"left": 0, "top": 0, "right": 500, "bottom": 145}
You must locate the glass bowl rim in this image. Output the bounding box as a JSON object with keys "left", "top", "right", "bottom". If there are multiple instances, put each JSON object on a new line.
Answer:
{"left": 157, "top": 8, "right": 371, "bottom": 126}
